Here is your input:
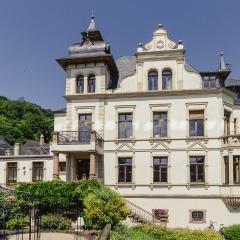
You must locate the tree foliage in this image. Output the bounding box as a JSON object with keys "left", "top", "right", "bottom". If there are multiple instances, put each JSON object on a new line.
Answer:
{"left": 83, "top": 187, "right": 128, "bottom": 229}
{"left": 0, "top": 96, "right": 53, "bottom": 144}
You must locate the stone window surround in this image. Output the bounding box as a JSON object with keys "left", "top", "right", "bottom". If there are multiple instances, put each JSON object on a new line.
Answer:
{"left": 189, "top": 209, "right": 207, "bottom": 224}
{"left": 223, "top": 102, "right": 233, "bottom": 135}
{"left": 114, "top": 151, "right": 135, "bottom": 188}
{"left": 149, "top": 103, "right": 171, "bottom": 139}
{"left": 115, "top": 105, "right": 136, "bottom": 141}
{"left": 185, "top": 102, "right": 208, "bottom": 138}
{"left": 30, "top": 161, "right": 46, "bottom": 182}
{"left": 75, "top": 106, "right": 96, "bottom": 132}
{"left": 145, "top": 66, "right": 176, "bottom": 91}
{"left": 150, "top": 151, "right": 171, "bottom": 187}
{"left": 187, "top": 151, "right": 208, "bottom": 188}
{"left": 5, "top": 161, "right": 19, "bottom": 184}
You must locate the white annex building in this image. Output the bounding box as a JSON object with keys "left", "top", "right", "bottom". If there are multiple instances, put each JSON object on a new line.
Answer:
{"left": 1, "top": 16, "right": 240, "bottom": 228}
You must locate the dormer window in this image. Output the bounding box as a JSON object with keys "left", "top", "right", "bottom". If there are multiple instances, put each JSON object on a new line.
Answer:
{"left": 162, "top": 69, "right": 172, "bottom": 90}
{"left": 76, "top": 75, "right": 84, "bottom": 94}
{"left": 88, "top": 74, "right": 96, "bottom": 93}
{"left": 148, "top": 71, "right": 158, "bottom": 91}
{"left": 203, "top": 75, "right": 218, "bottom": 88}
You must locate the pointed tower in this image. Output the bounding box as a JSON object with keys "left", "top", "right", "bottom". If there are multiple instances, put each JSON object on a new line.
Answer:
{"left": 57, "top": 15, "right": 118, "bottom": 96}
{"left": 219, "top": 52, "right": 227, "bottom": 71}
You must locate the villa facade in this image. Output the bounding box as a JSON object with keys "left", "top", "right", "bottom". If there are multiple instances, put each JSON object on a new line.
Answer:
{"left": 1, "top": 16, "right": 240, "bottom": 228}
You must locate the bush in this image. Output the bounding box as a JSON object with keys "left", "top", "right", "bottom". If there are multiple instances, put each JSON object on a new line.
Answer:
{"left": 224, "top": 224, "right": 240, "bottom": 240}
{"left": 6, "top": 217, "right": 29, "bottom": 230}
{"left": 40, "top": 214, "right": 72, "bottom": 230}
{"left": 14, "top": 179, "right": 102, "bottom": 215}
{"left": 132, "top": 225, "right": 221, "bottom": 240}
{"left": 83, "top": 187, "right": 128, "bottom": 229}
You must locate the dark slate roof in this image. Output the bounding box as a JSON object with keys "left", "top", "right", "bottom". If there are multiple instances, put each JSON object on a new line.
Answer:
{"left": 54, "top": 108, "right": 66, "bottom": 114}
{"left": 0, "top": 136, "right": 10, "bottom": 147}
{"left": 184, "top": 63, "right": 199, "bottom": 73}
{"left": 116, "top": 56, "right": 136, "bottom": 81}
{"left": 225, "top": 78, "right": 240, "bottom": 87}
{"left": 23, "top": 139, "right": 40, "bottom": 147}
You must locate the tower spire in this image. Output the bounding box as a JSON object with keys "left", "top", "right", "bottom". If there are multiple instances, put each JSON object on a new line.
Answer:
{"left": 87, "top": 12, "right": 97, "bottom": 32}
{"left": 219, "top": 51, "right": 227, "bottom": 71}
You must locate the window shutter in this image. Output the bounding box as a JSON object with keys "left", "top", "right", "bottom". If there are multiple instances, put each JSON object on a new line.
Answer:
{"left": 189, "top": 110, "right": 204, "bottom": 120}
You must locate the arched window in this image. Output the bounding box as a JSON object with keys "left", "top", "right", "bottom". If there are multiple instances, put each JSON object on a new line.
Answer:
{"left": 148, "top": 71, "right": 158, "bottom": 91}
{"left": 88, "top": 74, "right": 96, "bottom": 93}
{"left": 76, "top": 75, "right": 84, "bottom": 93}
{"left": 162, "top": 69, "right": 172, "bottom": 90}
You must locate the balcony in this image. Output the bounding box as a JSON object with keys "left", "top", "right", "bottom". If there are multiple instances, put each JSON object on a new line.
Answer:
{"left": 52, "top": 130, "right": 104, "bottom": 154}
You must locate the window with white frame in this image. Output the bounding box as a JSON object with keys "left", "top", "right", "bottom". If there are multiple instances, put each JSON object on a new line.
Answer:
{"left": 153, "top": 112, "right": 168, "bottom": 137}
{"left": 118, "top": 113, "right": 133, "bottom": 139}
{"left": 153, "top": 156, "right": 168, "bottom": 183}
{"left": 118, "top": 157, "right": 132, "bottom": 183}
{"left": 190, "top": 156, "right": 205, "bottom": 183}
{"left": 189, "top": 110, "right": 204, "bottom": 137}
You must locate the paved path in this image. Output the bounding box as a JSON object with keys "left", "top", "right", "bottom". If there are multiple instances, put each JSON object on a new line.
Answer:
{"left": 7, "top": 232, "right": 89, "bottom": 240}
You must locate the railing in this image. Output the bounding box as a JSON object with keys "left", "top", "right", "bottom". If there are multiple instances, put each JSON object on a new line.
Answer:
{"left": 0, "top": 147, "right": 14, "bottom": 156}
{"left": 97, "top": 224, "right": 111, "bottom": 240}
{"left": 55, "top": 130, "right": 104, "bottom": 148}
{"left": 0, "top": 145, "right": 50, "bottom": 156}
{"left": 125, "top": 199, "right": 156, "bottom": 224}
{"left": 19, "top": 145, "right": 50, "bottom": 155}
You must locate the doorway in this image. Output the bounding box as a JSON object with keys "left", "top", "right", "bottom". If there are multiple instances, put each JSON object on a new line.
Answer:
{"left": 76, "top": 159, "right": 89, "bottom": 180}
{"left": 79, "top": 114, "right": 92, "bottom": 143}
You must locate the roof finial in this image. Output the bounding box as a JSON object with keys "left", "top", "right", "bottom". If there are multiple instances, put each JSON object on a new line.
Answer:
{"left": 87, "top": 11, "right": 97, "bottom": 32}
{"left": 220, "top": 51, "right": 227, "bottom": 71}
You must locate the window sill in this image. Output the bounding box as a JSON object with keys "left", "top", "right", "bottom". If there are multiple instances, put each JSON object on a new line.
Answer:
{"left": 186, "top": 137, "right": 208, "bottom": 143}
{"left": 189, "top": 220, "right": 206, "bottom": 224}
{"left": 150, "top": 137, "right": 171, "bottom": 143}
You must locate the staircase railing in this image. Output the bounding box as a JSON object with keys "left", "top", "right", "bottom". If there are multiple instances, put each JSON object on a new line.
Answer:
{"left": 125, "top": 199, "right": 156, "bottom": 224}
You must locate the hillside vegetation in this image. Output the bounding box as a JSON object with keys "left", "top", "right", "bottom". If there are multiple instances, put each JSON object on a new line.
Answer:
{"left": 0, "top": 96, "right": 53, "bottom": 144}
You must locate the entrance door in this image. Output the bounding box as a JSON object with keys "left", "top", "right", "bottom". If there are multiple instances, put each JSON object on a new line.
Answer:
{"left": 76, "top": 159, "right": 90, "bottom": 180}
{"left": 79, "top": 114, "right": 92, "bottom": 143}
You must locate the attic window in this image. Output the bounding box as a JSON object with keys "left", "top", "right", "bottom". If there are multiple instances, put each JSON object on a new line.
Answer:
{"left": 203, "top": 75, "right": 220, "bottom": 88}
{"left": 148, "top": 71, "right": 158, "bottom": 91}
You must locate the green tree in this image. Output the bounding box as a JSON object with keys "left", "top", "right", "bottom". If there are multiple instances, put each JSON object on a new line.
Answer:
{"left": 83, "top": 187, "right": 128, "bottom": 229}
{"left": 0, "top": 96, "right": 53, "bottom": 144}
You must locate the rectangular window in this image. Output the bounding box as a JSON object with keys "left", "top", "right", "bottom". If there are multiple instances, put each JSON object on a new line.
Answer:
{"left": 118, "top": 158, "right": 132, "bottom": 183}
{"left": 203, "top": 75, "right": 218, "bottom": 88}
{"left": 79, "top": 114, "right": 92, "bottom": 143}
{"left": 224, "top": 156, "right": 229, "bottom": 184}
{"left": 189, "top": 110, "right": 204, "bottom": 136}
{"left": 233, "top": 156, "right": 240, "bottom": 184}
{"left": 76, "top": 77, "right": 84, "bottom": 93}
{"left": 6, "top": 162, "right": 17, "bottom": 185}
{"left": 153, "top": 157, "right": 168, "bottom": 183}
{"left": 59, "top": 162, "right": 66, "bottom": 172}
{"left": 118, "top": 113, "right": 133, "bottom": 139}
{"left": 153, "top": 112, "right": 168, "bottom": 137}
{"left": 190, "top": 210, "right": 206, "bottom": 223}
{"left": 32, "top": 162, "right": 44, "bottom": 181}
{"left": 234, "top": 118, "right": 237, "bottom": 135}
{"left": 190, "top": 156, "right": 205, "bottom": 183}
{"left": 224, "top": 111, "right": 231, "bottom": 135}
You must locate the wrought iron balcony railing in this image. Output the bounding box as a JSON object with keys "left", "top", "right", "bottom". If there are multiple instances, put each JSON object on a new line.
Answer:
{"left": 53, "top": 130, "right": 104, "bottom": 148}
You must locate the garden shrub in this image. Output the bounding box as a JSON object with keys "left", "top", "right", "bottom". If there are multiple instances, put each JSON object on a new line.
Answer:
{"left": 14, "top": 179, "right": 102, "bottom": 215}
{"left": 132, "top": 225, "right": 221, "bottom": 240}
{"left": 83, "top": 187, "right": 128, "bottom": 229}
{"left": 6, "top": 217, "right": 29, "bottom": 230}
{"left": 224, "top": 224, "right": 240, "bottom": 240}
{"left": 40, "top": 214, "right": 72, "bottom": 230}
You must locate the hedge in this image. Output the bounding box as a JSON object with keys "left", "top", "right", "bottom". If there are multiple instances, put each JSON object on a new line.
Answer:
{"left": 224, "top": 224, "right": 240, "bottom": 240}
{"left": 132, "top": 225, "right": 221, "bottom": 240}
{"left": 40, "top": 214, "right": 72, "bottom": 230}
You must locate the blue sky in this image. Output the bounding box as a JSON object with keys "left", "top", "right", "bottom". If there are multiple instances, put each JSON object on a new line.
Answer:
{"left": 0, "top": 0, "right": 239, "bottom": 110}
